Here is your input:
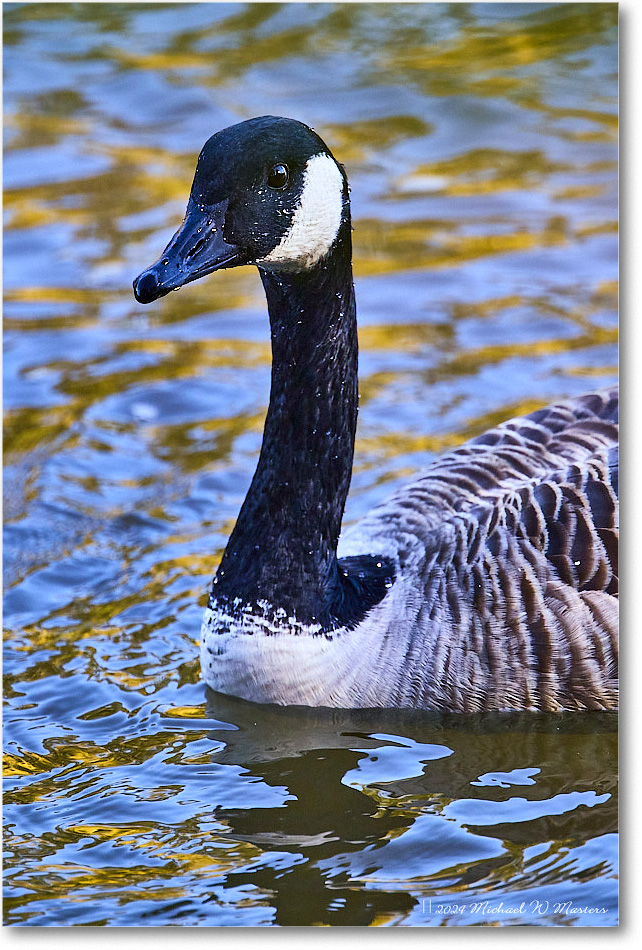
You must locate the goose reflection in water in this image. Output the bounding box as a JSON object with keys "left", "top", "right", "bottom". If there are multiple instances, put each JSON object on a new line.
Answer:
{"left": 156, "top": 691, "right": 620, "bottom": 926}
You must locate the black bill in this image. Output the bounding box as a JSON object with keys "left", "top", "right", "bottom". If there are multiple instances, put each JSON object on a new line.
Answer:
{"left": 133, "top": 201, "right": 246, "bottom": 304}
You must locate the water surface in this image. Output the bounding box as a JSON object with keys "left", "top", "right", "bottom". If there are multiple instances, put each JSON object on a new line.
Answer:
{"left": 3, "top": 2, "right": 618, "bottom": 927}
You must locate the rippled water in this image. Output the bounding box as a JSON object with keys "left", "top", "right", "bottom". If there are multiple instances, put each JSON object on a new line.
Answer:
{"left": 3, "top": 2, "right": 618, "bottom": 927}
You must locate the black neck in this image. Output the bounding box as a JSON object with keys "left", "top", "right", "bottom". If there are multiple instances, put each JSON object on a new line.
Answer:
{"left": 213, "top": 220, "right": 358, "bottom": 624}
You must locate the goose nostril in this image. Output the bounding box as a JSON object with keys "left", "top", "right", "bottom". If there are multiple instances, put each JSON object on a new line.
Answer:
{"left": 133, "top": 270, "right": 160, "bottom": 304}
{"left": 185, "top": 235, "right": 208, "bottom": 261}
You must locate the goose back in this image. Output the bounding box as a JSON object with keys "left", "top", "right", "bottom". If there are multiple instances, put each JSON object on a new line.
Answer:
{"left": 336, "top": 386, "right": 618, "bottom": 711}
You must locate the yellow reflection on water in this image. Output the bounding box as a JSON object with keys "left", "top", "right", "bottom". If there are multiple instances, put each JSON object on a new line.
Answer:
{"left": 2, "top": 1, "right": 618, "bottom": 927}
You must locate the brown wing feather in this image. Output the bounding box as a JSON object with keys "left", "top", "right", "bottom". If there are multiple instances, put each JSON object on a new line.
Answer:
{"left": 359, "top": 387, "right": 618, "bottom": 711}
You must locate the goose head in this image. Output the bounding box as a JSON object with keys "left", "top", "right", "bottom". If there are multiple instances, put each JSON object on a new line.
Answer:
{"left": 133, "top": 115, "right": 349, "bottom": 304}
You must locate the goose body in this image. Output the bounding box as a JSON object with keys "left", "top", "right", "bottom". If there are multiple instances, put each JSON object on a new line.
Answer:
{"left": 134, "top": 116, "right": 618, "bottom": 712}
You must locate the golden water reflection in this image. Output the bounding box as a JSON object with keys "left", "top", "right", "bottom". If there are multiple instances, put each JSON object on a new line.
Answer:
{"left": 4, "top": 1, "right": 617, "bottom": 928}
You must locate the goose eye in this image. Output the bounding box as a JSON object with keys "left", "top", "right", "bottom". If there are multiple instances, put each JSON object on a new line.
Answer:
{"left": 267, "top": 163, "right": 290, "bottom": 189}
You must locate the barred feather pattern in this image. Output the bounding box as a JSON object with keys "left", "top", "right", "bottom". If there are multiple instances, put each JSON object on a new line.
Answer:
{"left": 338, "top": 387, "right": 618, "bottom": 711}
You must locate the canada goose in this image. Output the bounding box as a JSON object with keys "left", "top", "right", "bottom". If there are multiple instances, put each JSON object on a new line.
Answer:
{"left": 134, "top": 116, "right": 618, "bottom": 712}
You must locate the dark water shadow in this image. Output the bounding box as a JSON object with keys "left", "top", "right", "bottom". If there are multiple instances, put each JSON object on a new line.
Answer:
{"left": 191, "top": 690, "right": 617, "bottom": 925}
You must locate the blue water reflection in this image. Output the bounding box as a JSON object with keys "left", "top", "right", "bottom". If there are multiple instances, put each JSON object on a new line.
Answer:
{"left": 4, "top": 1, "right": 617, "bottom": 927}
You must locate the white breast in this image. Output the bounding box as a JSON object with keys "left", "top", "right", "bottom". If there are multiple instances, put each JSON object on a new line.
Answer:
{"left": 200, "top": 587, "right": 417, "bottom": 708}
{"left": 258, "top": 152, "right": 344, "bottom": 270}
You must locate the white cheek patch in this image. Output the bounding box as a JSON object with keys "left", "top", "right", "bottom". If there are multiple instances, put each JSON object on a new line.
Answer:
{"left": 259, "top": 153, "right": 344, "bottom": 270}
